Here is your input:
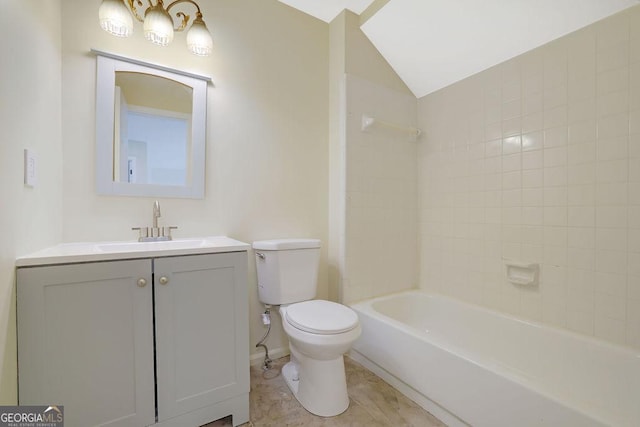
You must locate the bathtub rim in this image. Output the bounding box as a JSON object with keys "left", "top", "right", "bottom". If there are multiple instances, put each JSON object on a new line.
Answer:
{"left": 350, "top": 289, "right": 639, "bottom": 427}
{"left": 351, "top": 289, "right": 640, "bottom": 358}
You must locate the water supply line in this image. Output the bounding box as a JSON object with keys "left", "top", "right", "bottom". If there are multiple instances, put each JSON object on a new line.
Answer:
{"left": 255, "top": 304, "right": 273, "bottom": 372}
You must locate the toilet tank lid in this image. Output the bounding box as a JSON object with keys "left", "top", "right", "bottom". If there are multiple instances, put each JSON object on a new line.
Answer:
{"left": 252, "top": 238, "right": 321, "bottom": 250}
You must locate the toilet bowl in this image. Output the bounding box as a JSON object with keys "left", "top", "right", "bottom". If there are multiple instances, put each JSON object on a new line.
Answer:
{"left": 279, "top": 300, "right": 361, "bottom": 417}
{"left": 252, "top": 238, "right": 361, "bottom": 416}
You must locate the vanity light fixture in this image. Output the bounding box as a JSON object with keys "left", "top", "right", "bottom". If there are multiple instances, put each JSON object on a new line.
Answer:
{"left": 98, "top": 0, "right": 213, "bottom": 56}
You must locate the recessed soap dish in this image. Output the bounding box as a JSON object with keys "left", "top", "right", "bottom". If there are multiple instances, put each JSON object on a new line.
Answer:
{"left": 504, "top": 259, "right": 539, "bottom": 286}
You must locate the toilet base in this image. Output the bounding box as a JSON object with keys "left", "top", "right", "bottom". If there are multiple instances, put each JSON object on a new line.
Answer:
{"left": 282, "top": 348, "right": 350, "bottom": 417}
{"left": 282, "top": 360, "right": 300, "bottom": 394}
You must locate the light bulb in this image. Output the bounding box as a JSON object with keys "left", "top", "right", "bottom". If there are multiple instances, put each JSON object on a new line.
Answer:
{"left": 186, "top": 15, "right": 213, "bottom": 56}
{"left": 143, "top": 2, "right": 174, "bottom": 46}
{"left": 99, "top": 0, "right": 133, "bottom": 37}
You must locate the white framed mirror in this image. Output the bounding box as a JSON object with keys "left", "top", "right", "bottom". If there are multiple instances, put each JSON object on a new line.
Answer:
{"left": 94, "top": 51, "right": 209, "bottom": 198}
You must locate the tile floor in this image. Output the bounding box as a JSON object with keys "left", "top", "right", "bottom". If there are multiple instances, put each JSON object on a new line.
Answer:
{"left": 205, "top": 355, "right": 446, "bottom": 427}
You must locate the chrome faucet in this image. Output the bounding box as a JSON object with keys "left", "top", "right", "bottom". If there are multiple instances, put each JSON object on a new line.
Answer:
{"left": 153, "top": 200, "right": 161, "bottom": 228}
{"left": 132, "top": 200, "right": 178, "bottom": 242}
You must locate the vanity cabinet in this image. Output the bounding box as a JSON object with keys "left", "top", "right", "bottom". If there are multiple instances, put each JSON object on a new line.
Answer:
{"left": 17, "top": 251, "right": 249, "bottom": 427}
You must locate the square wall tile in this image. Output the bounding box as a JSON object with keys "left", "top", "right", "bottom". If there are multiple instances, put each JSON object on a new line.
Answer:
{"left": 595, "top": 316, "right": 626, "bottom": 345}
{"left": 597, "top": 41, "right": 629, "bottom": 73}
{"left": 597, "top": 13, "right": 629, "bottom": 50}
{"left": 630, "top": 158, "right": 640, "bottom": 182}
{"left": 417, "top": 6, "right": 640, "bottom": 350}
{"left": 630, "top": 206, "right": 640, "bottom": 228}
{"left": 595, "top": 250, "right": 627, "bottom": 274}
{"left": 568, "top": 184, "right": 596, "bottom": 206}
{"left": 595, "top": 271, "right": 627, "bottom": 297}
{"left": 568, "top": 163, "right": 595, "bottom": 185}
{"left": 568, "top": 206, "right": 595, "bottom": 227}
{"left": 523, "top": 113, "right": 544, "bottom": 134}
{"left": 598, "top": 90, "right": 629, "bottom": 118}
{"left": 568, "top": 143, "right": 595, "bottom": 165}
{"left": 544, "top": 147, "right": 567, "bottom": 167}
{"left": 596, "top": 228, "right": 628, "bottom": 252}
{"left": 569, "top": 98, "right": 597, "bottom": 123}
{"left": 596, "top": 206, "right": 628, "bottom": 228}
{"left": 522, "top": 169, "right": 543, "bottom": 188}
{"left": 631, "top": 109, "right": 640, "bottom": 135}
{"left": 597, "top": 112, "right": 629, "bottom": 140}
{"left": 596, "top": 136, "right": 628, "bottom": 161}
{"left": 523, "top": 150, "right": 544, "bottom": 170}
{"left": 523, "top": 92, "right": 543, "bottom": 115}
{"left": 596, "top": 159, "right": 628, "bottom": 183}
{"left": 544, "top": 207, "right": 568, "bottom": 226}
{"left": 629, "top": 229, "right": 640, "bottom": 253}
{"left": 568, "top": 227, "right": 596, "bottom": 249}
{"left": 567, "top": 309, "right": 595, "bottom": 335}
{"left": 522, "top": 131, "right": 543, "bottom": 151}
{"left": 626, "top": 300, "right": 640, "bottom": 348}
{"left": 544, "top": 226, "right": 568, "bottom": 247}
{"left": 502, "top": 171, "right": 521, "bottom": 190}
{"left": 503, "top": 136, "right": 522, "bottom": 154}
{"left": 597, "top": 67, "right": 629, "bottom": 95}
{"left": 544, "top": 187, "right": 568, "bottom": 206}
{"left": 596, "top": 182, "right": 628, "bottom": 205}
{"left": 595, "top": 292, "right": 627, "bottom": 321}
{"left": 544, "top": 166, "right": 568, "bottom": 187}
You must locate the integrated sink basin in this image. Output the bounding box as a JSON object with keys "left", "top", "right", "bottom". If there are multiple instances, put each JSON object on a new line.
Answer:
{"left": 96, "top": 238, "right": 211, "bottom": 253}
{"left": 15, "top": 236, "right": 250, "bottom": 267}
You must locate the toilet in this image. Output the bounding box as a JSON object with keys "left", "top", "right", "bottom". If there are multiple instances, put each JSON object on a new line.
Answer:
{"left": 252, "top": 238, "right": 361, "bottom": 417}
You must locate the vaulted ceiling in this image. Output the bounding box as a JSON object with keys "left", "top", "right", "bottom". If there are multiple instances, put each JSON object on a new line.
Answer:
{"left": 278, "top": 0, "right": 640, "bottom": 97}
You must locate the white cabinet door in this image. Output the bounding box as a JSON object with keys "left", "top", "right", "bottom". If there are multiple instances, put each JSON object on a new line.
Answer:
{"left": 154, "top": 252, "right": 249, "bottom": 422}
{"left": 17, "top": 260, "right": 156, "bottom": 427}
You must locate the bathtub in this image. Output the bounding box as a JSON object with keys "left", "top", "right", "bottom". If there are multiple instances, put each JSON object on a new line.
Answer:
{"left": 350, "top": 291, "right": 640, "bottom": 427}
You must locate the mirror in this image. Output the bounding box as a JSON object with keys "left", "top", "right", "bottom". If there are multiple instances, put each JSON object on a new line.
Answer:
{"left": 95, "top": 52, "right": 209, "bottom": 198}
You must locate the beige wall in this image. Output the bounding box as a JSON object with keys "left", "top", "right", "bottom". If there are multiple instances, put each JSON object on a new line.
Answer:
{"left": 67, "top": 0, "right": 327, "bottom": 370}
{"left": 10, "top": 0, "right": 637, "bottom": 405}
{"left": 0, "top": 1, "right": 63, "bottom": 403}
{"left": 418, "top": 6, "right": 640, "bottom": 349}
{"left": 328, "top": 11, "right": 347, "bottom": 303}
{"left": 0, "top": 0, "right": 329, "bottom": 399}
{"left": 328, "top": 11, "right": 417, "bottom": 304}
{"left": 343, "top": 74, "right": 417, "bottom": 303}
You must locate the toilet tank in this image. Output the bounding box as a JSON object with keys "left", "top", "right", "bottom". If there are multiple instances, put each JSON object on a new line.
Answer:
{"left": 252, "top": 239, "right": 321, "bottom": 305}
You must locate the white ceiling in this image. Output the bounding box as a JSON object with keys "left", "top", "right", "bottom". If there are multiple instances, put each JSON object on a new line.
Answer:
{"left": 278, "top": 0, "right": 374, "bottom": 23}
{"left": 279, "top": 0, "right": 640, "bottom": 98}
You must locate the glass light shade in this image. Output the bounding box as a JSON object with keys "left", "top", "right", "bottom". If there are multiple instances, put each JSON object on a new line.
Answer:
{"left": 143, "top": 3, "right": 174, "bottom": 46}
{"left": 99, "top": 0, "right": 133, "bottom": 37}
{"left": 186, "top": 17, "right": 213, "bottom": 56}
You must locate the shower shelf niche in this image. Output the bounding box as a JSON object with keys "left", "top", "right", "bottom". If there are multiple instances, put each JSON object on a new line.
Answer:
{"left": 504, "top": 259, "right": 539, "bottom": 286}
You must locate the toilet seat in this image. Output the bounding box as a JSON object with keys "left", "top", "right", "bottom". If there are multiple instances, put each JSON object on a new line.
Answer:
{"left": 285, "top": 300, "right": 359, "bottom": 335}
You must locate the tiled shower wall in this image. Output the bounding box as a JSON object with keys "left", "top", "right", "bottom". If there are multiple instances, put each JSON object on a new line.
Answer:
{"left": 343, "top": 74, "right": 418, "bottom": 303}
{"left": 417, "top": 6, "right": 640, "bottom": 349}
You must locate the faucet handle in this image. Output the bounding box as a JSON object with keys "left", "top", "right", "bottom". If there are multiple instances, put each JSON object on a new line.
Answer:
{"left": 132, "top": 227, "right": 149, "bottom": 241}
{"left": 162, "top": 226, "right": 178, "bottom": 240}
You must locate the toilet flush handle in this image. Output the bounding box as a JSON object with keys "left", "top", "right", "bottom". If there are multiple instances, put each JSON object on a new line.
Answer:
{"left": 256, "top": 252, "right": 265, "bottom": 260}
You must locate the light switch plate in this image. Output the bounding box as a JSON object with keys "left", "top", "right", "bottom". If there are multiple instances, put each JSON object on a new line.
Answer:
{"left": 24, "top": 149, "right": 37, "bottom": 187}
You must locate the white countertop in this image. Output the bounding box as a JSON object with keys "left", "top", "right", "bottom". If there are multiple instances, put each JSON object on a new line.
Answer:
{"left": 16, "top": 236, "right": 250, "bottom": 267}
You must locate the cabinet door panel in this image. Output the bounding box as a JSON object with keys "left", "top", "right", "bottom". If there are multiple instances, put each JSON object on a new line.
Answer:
{"left": 154, "top": 252, "right": 248, "bottom": 422}
{"left": 17, "top": 260, "right": 155, "bottom": 427}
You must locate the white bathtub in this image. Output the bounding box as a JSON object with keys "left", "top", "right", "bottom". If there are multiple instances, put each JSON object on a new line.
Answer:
{"left": 350, "top": 291, "right": 640, "bottom": 427}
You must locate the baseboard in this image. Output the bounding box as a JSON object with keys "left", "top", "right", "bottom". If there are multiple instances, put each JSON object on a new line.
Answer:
{"left": 348, "top": 350, "right": 469, "bottom": 427}
{"left": 250, "top": 346, "right": 289, "bottom": 366}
